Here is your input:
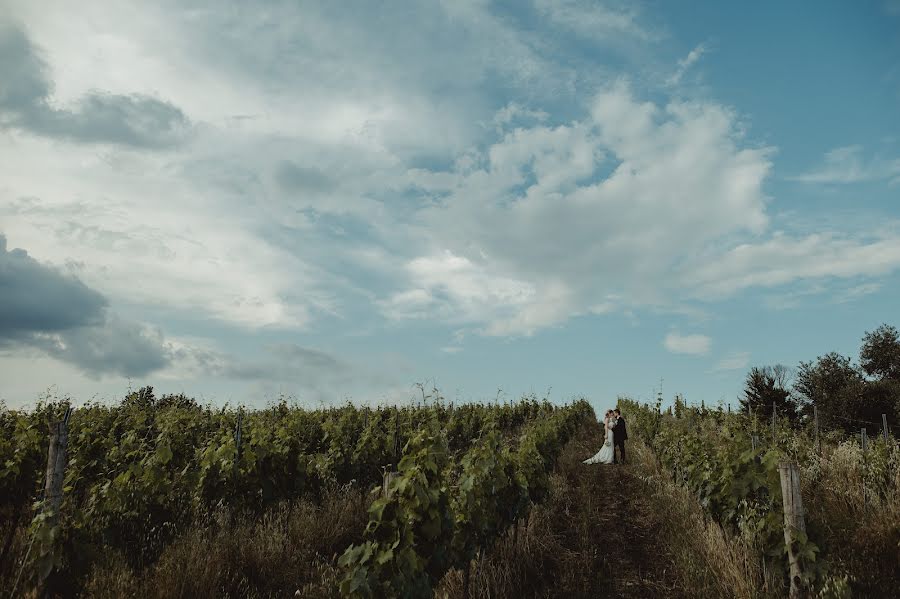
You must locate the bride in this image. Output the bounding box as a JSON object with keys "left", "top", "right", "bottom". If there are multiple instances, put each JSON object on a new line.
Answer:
{"left": 583, "top": 410, "right": 616, "bottom": 464}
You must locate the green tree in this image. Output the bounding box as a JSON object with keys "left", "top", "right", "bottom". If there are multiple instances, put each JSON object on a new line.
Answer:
{"left": 673, "top": 394, "right": 686, "bottom": 419}
{"left": 794, "top": 352, "right": 863, "bottom": 428}
{"left": 860, "top": 324, "right": 900, "bottom": 381}
{"left": 740, "top": 365, "right": 798, "bottom": 420}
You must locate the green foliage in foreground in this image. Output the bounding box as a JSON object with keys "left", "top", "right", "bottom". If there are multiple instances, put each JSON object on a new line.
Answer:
{"left": 338, "top": 401, "right": 591, "bottom": 597}
{"left": 618, "top": 396, "right": 900, "bottom": 597}
{"left": 0, "top": 388, "right": 576, "bottom": 595}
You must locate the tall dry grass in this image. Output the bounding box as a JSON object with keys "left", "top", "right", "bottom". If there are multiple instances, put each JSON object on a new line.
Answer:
{"left": 435, "top": 418, "right": 685, "bottom": 598}
{"left": 629, "top": 428, "right": 899, "bottom": 598}
{"left": 798, "top": 438, "right": 900, "bottom": 595}
{"left": 82, "top": 484, "right": 368, "bottom": 598}
{"left": 628, "top": 440, "right": 772, "bottom": 599}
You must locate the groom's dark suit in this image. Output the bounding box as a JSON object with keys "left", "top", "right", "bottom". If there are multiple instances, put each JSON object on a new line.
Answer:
{"left": 612, "top": 416, "right": 628, "bottom": 464}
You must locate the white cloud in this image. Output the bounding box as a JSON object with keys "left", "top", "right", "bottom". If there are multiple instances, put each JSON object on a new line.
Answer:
{"left": 3, "top": 0, "right": 900, "bottom": 357}
{"left": 666, "top": 43, "right": 707, "bottom": 86}
{"left": 664, "top": 332, "right": 711, "bottom": 355}
{"left": 386, "top": 81, "right": 774, "bottom": 334}
{"left": 683, "top": 232, "right": 900, "bottom": 298}
{"left": 534, "top": 0, "right": 656, "bottom": 42}
{"left": 381, "top": 251, "right": 540, "bottom": 330}
{"left": 833, "top": 282, "right": 883, "bottom": 304}
{"left": 714, "top": 351, "right": 750, "bottom": 371}
{"left": 790, "top": 145, "right": 900, "bottom": 184}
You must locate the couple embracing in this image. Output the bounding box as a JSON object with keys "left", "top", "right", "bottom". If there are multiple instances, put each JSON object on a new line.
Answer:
{"left": 583, "top": 408, "right": 627, "bottom": 465}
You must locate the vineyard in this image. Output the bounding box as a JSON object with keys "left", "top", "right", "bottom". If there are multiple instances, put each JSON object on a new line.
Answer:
{"left": 0, "top": 388, "right": 592, "bottom": 597}
{"left": 620, "top": 396, "right": 900, "bottom": 599}
{"left": 2, "top": 385, "right": 898, "bottom": 598}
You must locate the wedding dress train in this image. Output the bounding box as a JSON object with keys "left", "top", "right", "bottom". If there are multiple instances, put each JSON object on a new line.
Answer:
{"left": 583, "top": 420, "right": 615, "bottom": 464}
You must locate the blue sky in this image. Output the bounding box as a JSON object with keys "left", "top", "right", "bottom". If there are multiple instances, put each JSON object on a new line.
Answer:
{"left": 1, "top": 0, "right": 899, "bottom": 413}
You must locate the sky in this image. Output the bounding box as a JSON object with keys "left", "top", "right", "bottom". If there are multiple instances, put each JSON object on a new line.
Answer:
{"left": 1, "top": 0, "right": 899, "bottom": 413}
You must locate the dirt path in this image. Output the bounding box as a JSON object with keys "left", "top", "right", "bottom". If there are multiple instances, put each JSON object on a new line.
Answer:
{"left": 439, "top": 418, "right": 685, "bottom": 598}
{"left": 540, "top": 419, "right": 685, "bottom": 598}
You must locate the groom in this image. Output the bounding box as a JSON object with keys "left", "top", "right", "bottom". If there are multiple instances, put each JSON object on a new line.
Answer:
{"left": 612, "top": 408, "right": 628, "bottom": 464}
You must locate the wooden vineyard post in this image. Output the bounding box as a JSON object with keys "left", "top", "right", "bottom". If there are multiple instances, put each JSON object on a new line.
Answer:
{"left": 883, "top": 414, "right": 890, "bottom": 443}
{"left": 13, "top": 407, "right": 73, "bottom": 595}
{"left": 393, "top": 416, "right": 401, "bottom": 471}
{"left": 751, "top": 434, "right": 758, "bottom": 451}
{"left": 463, "top": 560, "right": 472, "bottom": 599}
{"left": 45, "top": 408, "right": 73, "bottom": 523}
{"left": 813, "top": 406, "right": 820, "bottom": 454}
{"left": 382, "top": 469, "right": 398, "bottom": 498}
{"left": 772, "top": 402, "right": 777, "bottom": 446}
{"left": 778, "top": 462, "right": 806, "bottom": 599}
{"left": 861, "top": 428, "right": 868, "bottom": 508}
{"left": 235, "top": 412, "right": 243, "bottom": 459}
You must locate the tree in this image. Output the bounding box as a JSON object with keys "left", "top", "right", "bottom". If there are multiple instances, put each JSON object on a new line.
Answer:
{"left": 860, "top": 324, "right": 900, "bottom": 381}
{"left": 673, "top": 394, "right": 686, "bottom": 419}
{"left": 740, "top": 365, "right": 798, "bottom": 420}
{"left": 794, "top": 352, "right": 863, "bottom": 427}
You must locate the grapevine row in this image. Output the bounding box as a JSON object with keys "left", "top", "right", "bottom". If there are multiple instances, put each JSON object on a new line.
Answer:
{"left": 0, "top": 388, "right": 572, "bottom": 591}
{"left": 337, "top": 400, "right": 593, "bottom": 597}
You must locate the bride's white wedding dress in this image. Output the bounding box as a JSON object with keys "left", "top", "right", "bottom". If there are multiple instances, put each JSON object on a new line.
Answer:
{"left": 583, "top": 419, "right": 615, "bottom": 464}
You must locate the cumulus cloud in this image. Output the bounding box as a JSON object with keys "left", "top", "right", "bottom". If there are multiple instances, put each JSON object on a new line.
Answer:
{"left": 682, "top": 232, "right": 900, "bottom": 298}
{"left": 0, "top": 234, "right": 171, "bottom": 377}
{"left": 165, "top": 340, "right": 392, "bottom": 400}
{"left": 381, "top": 83, "right": 900, "bottom": 335}
{"left": 664, "top": 332, "right": 711, "bottom": 355}
{"left": 387, "top": 81, "right": 773, "bottom": 333}
{"left": 0, "top": 233, "right": 107, "bottom": 339}
{"left": 2, "top": 0, "right": 900, "bottom": 358}
{"left": 0, "top": 23, "right": 189, "bottom": 148}
{"left": 30, "top": 317, "right": 170, "bottom": 378}
{"left": 0, "top": 234, "right": 370, "bottom": 386}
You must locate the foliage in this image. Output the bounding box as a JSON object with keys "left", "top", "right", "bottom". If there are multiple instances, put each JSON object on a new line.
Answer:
{"left": 740, "top": 365, "right": 798, "bottom": 421}
{"left": 338, "top": 400, "right": 592, "bottom": 598}
{"left": 860, "top": 323, "right": 900, "bottom": 381}
{"left": 626, "top": 393, "right": 900, "bottom": 598}
{"left": 0, "top": 388, "right": 579, "bottom": 595}
{"left": 792, "top": 323, "right": 900, "bottom": 434}
{"left": 795, "top": 352, "right": 864, "bottom": 427}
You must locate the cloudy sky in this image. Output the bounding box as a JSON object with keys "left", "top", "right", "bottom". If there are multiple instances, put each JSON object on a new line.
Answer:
{"left": 2, "top": 1, "right": 899, "bottom": 411}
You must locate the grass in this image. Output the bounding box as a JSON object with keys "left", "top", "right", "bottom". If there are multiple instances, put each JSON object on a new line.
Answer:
{"left": 82, "top": 483, "right": 369, "bottom": 598}
{"left": 435, "top": 418, "right": 685, "bottom": 598}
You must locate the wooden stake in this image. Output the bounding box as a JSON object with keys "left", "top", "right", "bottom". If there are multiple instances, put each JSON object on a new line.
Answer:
{"left": 862, "top": 428, "right": 868, "bottom": 508}
{"left": 382, "top": 470, "right": 398, "bottom": 498}
{"left": 44, "top": 408, "right": 72, "bottom": 521}
{"left": 883, "top": 414, "right": 889, "bottom": 443}
{"left": 772, "top": 402, "right": 777, "bottom": 445}
{"left": 778, "top": 462, "right": 806, "bottom": 599}
{"left": 235, "top": 412, "right": 243, "bottom": 459}
{"left": 813, "top": 406, "right": 820, "bottom": 454}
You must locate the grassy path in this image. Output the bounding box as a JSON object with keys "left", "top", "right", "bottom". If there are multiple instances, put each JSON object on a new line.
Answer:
{"left": 545, "top": 418, "right": 685, "bottom": 598}
{"left": 438, "top": 417, "right": 686, "bottom": 598}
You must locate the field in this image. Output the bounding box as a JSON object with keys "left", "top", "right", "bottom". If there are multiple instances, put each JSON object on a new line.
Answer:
{"left": 1, "top": 389, "right": 898, "bottom": 598}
